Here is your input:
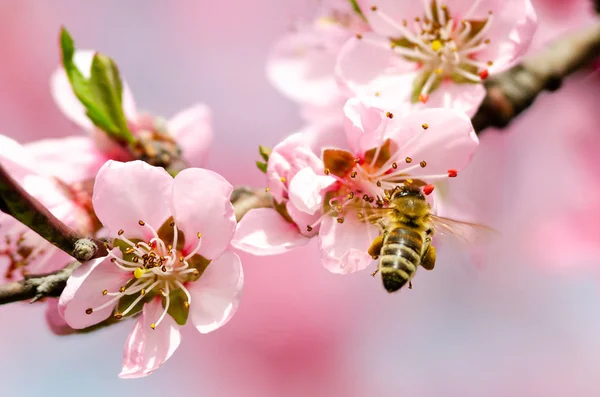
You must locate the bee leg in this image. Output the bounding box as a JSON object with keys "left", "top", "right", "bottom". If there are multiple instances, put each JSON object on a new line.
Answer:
{"left": 371, "top": 268, "right": 379, "bottom": 277}
{"left": 420, "top": 245, "right": 436, "bottom": 271}
{"left": 408, "top": 281, "right": 413, "bottom": 289}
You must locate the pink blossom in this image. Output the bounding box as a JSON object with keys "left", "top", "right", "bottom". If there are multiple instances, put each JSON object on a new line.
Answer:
{"left": 233, "top": 98, "right": 477, "bottom": 273}
{"left": 336, "top": 0, "right": 538, "bottom": 116}
{"left": 267, "top": 1, "right": 369, "bottom": 122}
{"left": 51, "top": 49, "right": 213, "bottom": 170}
{"left": 58, "top": 160, "right": 243, "bottom": 378}
{"left": 0, "top": 135, "right": 93, "bottom": 279}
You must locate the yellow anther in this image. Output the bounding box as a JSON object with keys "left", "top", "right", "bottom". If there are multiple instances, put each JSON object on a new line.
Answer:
{"left": 150, "top": 323, "right": 156, "bottom": 330}
{"left": 184, "top": 301, "right": 190, "bottom": 309}
{"left": 102, "top": 289, "right": 108, "bottom": 295}
{"left": 431, "top": 40, "right": 442, "bottom": 51}
{"left": 138, "top": 220, "right": 145, "bottom": 226}
{"left": 134, "top": 267, "right": 146, "bottom": 279}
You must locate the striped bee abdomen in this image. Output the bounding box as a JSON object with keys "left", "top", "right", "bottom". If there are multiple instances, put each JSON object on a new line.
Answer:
{"left": 379, "top": 226, "right": 424, "bottom": 293}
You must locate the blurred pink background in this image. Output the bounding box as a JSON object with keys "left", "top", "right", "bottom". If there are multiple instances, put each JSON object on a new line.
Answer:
{"left": 1, "top": 1, "right": 600, "bottom": 396}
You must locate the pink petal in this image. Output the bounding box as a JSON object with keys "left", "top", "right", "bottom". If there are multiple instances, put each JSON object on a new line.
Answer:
{"left": 188, "top": 251, "right": 243, "bottom": 334}
{"left": 58, "top": 251, "right": 130, "bottom": 329}
{"left": 288, "top": 167, "right": 336, "bottom": 215}
{"left": 167, "top": 103, "right": 213, "bottom": 168}
{"left": 461, "top": 0, "right": 538, "bottom": 74}
{"left": 358, "top": 0, "right": 425, "bottom": 37}
{"left": 119, "top": 297, "right": 182, "bottom": 379}
{"left": 318, "top": 213, "right": 378, "bottom": 274}
{"left": 45, "top": 298, "right": 76, "bottom": 336}
{"left": 171, "top": 168, "right": 235, "bottom": 260}
{"left": 425, "top": 82, "right": 487, "bottom": 118}
{"left": 50, "top": 49, "right": 137, "bottom": 130}
{"left": 389, "top": 108, "right": 478, "bottom": 176}
{"left": 23, "top": 135, "right": 107, "bottom": 183}
{"left": 267, "top": 23, "right": 346, "bottom": 107}
{"left": 92, "top": 160, "right": 173, "bottom": 240}
{"left": 336, "top": 33, "right": 416, "bottom": 96}
{"left": 0, "top": 134, "right": 38, "bottom": 179}
{"left": 231, "top": 208, "right": 309, "bottom": 255}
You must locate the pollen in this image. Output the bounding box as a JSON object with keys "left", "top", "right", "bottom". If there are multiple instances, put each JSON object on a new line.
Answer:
{"left": 118, "top": 229, "right": 124, "bottom": 236}
{"left": 307, "top": 225, "right": 313, "bottom": 232}
{"left": 280, "top": 177, "right": 286, "bottom": 183}
{"left": 114, "top": 313, "right": 123, "bottom": 319}
{"left": 337, "top": 217, "right": 345, "bottom": 224}
{"left": 324, "top": 168, "right": 331, "bottom": 175}
{"left": 184, "top": 301, "right": 190, "bottom": 309}
{"left": 479, "top": 69, "right": 489, "bottom": 80}
{"left": 448, "top": 169, "right": 458, "bottom": 177}
{"left": 356, "top": 33, "right": 363, "bottom": 39}
{"left": 138, "top": 220, "right": 145, "bottom": 226}
{"left": 265, "top": 187, "right": 271, "bottom": 192}
{"left": 420, "top": 161, "right": 427, "bottom": 168}
{"left": 431, "top": 40, "right": 442, "bottom": 51}
{"left": 85, "top": 308, "right": 93, "bottom": 314}
{"left": 102, "top": 289, "right": 108, "bottom": 295}
{"left": 197, "top": 232, "right": 202, "bottom": 239}
{"left": 405, "top": 157, "right": 412, "bottom": 163}
{"left": 392, "top": 162, "right": 398, "bottom": 169}
{"left": 120, "top": 286, "right": 126, "bottom": 293}
{"left": 150, "top": 323, "right": 156, "bottom": 330}
{"left": 423, "top": 184, "right": 435, "bottom": 195}
{"left": 134, "top": 267, "right": 145, "bottom": 279}
{"left": 370, "top": 5, "right": 377, "bottom": 11}
{"left": 351, "top": 171, "right": 357, "bottom": 178}
{"left": 386, "top": 111, "right": 394, "bottom": 119}
{"left": 422, "top": 123, "right": 429, "bottom": 130}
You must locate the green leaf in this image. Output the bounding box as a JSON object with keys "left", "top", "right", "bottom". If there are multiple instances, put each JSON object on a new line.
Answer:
{"left": 88, "top": 54, "right": 133, "bottom": 142}
{"left": 258, "top": 145, "right": 272, "bottom": 162}
{"left": 349, "top": 0, "right": 366, "bottom": 20}
{"left": 256, "top": 161, "right": 268, "bottom": 173}
{"left": 59, "top": 27, "right": 134, "bottom": 144}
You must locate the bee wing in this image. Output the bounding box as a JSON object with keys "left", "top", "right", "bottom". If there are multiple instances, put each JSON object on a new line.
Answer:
{"left": 356, "top": 207, "right": 395, "bottom": 231}
{"left": 429, "top": 215, "right": 499, "bottom": 248}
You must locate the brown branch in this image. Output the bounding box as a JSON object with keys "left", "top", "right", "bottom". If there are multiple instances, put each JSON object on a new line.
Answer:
{"left": 473, "top": 21, "right": 600, "bottom": 132}
{"left": 0, "top": 164, "right": 109, "bottom": 261}
{"left": 0, "top": 186, "right": 272, "bottom": 305}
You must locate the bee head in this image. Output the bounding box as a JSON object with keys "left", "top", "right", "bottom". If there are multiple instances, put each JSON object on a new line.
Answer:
{"left": 389, "top": 185, "right": 425, "bottom": 200}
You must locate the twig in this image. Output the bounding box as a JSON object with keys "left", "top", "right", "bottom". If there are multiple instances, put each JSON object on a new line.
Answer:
{"left": 0, "top": 262, "right": 79, "bottom": 305}
{"left": 473, "top": 21, "right": 600, "bottom": 132}
{"left": 0, "top": 165, "right": 108, "bottom": 261}
{"left": 0, "top": 186, "right": 271, "bottom": 305}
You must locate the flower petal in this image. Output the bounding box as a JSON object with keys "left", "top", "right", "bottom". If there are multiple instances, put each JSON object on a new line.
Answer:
{"left": 58, "top": 251, "right": 130, "bottom": 329}
{"left": 119, "top": 297, "right": 181, "bottom": 379}
{"left": 424, "top": 82, "right": 487, "bottom": 118}
{"left": 171, "top": 168, "right": 235, "bottom": 260}
{"left": 389, "top": 108, "right": 478, "bottom": 176}
{"left": 45, "top": 298, "right": 76, "bottom": 336}
{"left": 288, "top": 167, "right": 336, "bottom": 215}
{"left": 336, "top": 33, "right": 416, "bottom": 96}
{"left": 231, "top": 208, "right": 309, "bottom": 255}
{"left": 267, "top": 23, "right": 346, "bottom": 107}
{"left": 318, "top": 214, "right": 377, "bottom": 274}
{"left": 167, "top": 104, "right": 213, "bottom": 168}
{"left": 24, "top": 136, "right": 107, "bottom": 183}
{"left": 92, "top": 160, "right": 173, "bottom": 240}
{"left": 50, "top": 49, "right": 137, "bottom": 130}
{"left": 188, "top": 251, "right": 244, "bottom": 334}
{"left": 0, "top": 134, "right": 38, "bottom": 179}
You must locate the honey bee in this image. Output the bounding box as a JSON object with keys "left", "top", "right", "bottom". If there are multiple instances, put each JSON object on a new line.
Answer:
{"left": 365, "top": 185, "right": 492, "bottom": 293}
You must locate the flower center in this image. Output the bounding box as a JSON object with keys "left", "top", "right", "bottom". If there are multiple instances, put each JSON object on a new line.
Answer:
{"left": 85, "top": 219, "right": 205, "bottom": 329}
{"left": 371, "top": 0, "right": 493, "bottom": 102}
{"left": 307, "top": 118, "right": 457, "bottom": 231}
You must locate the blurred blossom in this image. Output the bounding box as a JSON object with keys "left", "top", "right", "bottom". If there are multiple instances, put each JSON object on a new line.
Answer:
{"left": 0, "top": 134, "right": 92, "bottom": 279}
{"left": 266, "top": 0, "right": 369, "bottom": 123}
{"left": 336, "top": 0, "right": 537, "bottom": 116}
{"left": 59, "top": 160, "right": 242, "bottom": 378}
{"left": 233, "top": 98, "right": 478, "bottom": 274}
{"left": 52, "top": 49, "right": 213, "bottom": 171}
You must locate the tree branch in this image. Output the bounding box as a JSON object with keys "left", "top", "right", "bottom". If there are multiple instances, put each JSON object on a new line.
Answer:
{"left": 0, "top": 186, "right": 272, "bottom": 305}
{"left": 473, "top": 21, "right": 600, "bottom": 132}
{"left": 0, "top": 165, "right": 108, "bottom": 261}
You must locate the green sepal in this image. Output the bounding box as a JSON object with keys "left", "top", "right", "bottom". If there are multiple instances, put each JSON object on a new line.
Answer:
{"left": 349, "top": 0, "right": 366, "bottom": 20}
{"left": 59, "top": 27, "right": 134, "bottom": 144}
{"left": 166, "top": 289, "right": 189, "bottom": 326}
{"left": 259, "top": 145, "right": 272, "bottom": 162}
{"left": 256, "top": 161, "right": 268, "bottom": 173}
